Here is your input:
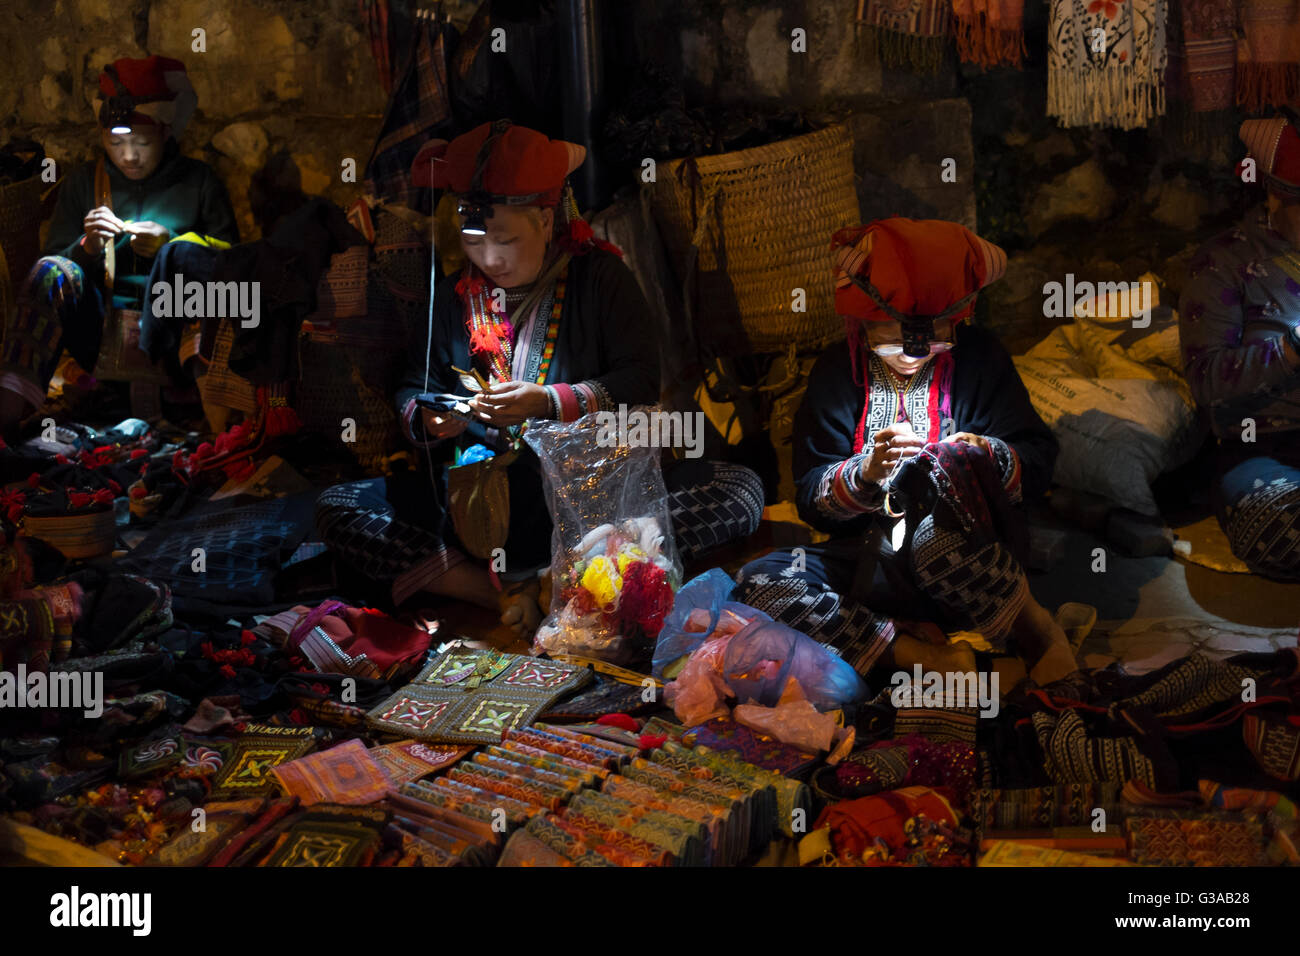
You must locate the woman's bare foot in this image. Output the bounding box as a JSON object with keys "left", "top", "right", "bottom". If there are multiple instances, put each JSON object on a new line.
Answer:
{"left": 498, "top": 578, "right": 542, "bottom": 638}
{"left": 890, "top": 631, "right": 977, "bottom": 676}
{"left": 1012, "top": 594, "right": 1079, "bottom": 686}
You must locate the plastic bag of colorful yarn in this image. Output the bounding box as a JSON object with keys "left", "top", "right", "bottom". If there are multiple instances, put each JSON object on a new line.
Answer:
{"left": 523, "top": 411, "right": 682, "bottom": 666}
{"left": 723, "top": 616, "right": 868, "bottom": 713}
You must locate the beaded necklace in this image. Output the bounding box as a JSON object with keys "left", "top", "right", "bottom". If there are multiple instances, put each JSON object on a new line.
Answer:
{"left": 462, "top": 263, "right": 568, "bottom": 384}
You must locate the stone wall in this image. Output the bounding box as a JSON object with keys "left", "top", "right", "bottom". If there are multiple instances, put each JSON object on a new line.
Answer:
{"left": 0, "top": 0, "right": 473, "bottom": 241}
{"left": 2, "top": 0, "right": 1254, "bottom": 354}
{"left": 625, "top": 0, "right": 1251, "bottom": 353}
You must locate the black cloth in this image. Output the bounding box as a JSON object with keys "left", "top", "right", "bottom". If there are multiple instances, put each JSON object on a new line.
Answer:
{"left": 793, "top": 323, "right": 1059, "bottom": 539}
{"left": 44, "top": 139, "right": 239, "bottom": 310}
{"left": 395, "top": 248, "right": 661, "bottom": 571}
{"left": 139, "top": 198, "right": 364, "bottom": 383}
{"left": 117, "top": 495, "right": 315, "bottom": 614}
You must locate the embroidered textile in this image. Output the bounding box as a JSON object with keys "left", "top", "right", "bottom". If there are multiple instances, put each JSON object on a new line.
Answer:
{"left": 1238, "top": 0, "right": 1300, "bottom": 111}
{"left": 263, "top": 804, "right": 391, "bottom": 867}
{"left": 210, "top": 724, "right": 318, "bottom": 800}
{"left": 366, "top": 648, "right": 591, "bottom": 744}
{"left": 1047, "top": 0, "right": 1168, "bottom": 130}
{"left": 1125, "top": 809, "right": 1268, "bottom": 866}
{"left": 271, "top": 739, "right": 391, "bottom": 805}
{"left": 683, "top": 717, "right": 819, "bottom": 777}
{"left": 370, "top": 739, "right": 472, "bottom": 785}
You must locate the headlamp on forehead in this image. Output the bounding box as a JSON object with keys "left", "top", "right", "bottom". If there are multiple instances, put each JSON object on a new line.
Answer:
{"left": 457, "top": 193, "right": 493, "bottom": 237}
{"left": 97, "top": 64, "right": 145, "bottom": 135}
{"left": 846, "top": 271, "right": 977, "bottom": 358}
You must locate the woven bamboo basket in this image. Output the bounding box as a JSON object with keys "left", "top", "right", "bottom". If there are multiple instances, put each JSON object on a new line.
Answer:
{"left": 24, "top": 509, "right": 117, "bottom": 560}
{"left": 0, "top": 176, "right": 45, "bottom": 288}
{"left": 648, "top": 124, "right": 860, "bottom": 355}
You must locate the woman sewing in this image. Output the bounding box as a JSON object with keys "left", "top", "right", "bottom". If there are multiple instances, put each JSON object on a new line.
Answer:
{"left": 734, "top": 218, "right": 1078, "bottom": 688}
{"left": 316, "top": 121, "right": 764, "bottom": 634}
{"left": 0, "top": 55, "right": 238, "bottom": 431}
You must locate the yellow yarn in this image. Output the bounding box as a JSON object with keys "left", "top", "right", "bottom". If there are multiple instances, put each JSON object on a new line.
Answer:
{"left": 581, "top": 556, "right": 622, "bottom": 607}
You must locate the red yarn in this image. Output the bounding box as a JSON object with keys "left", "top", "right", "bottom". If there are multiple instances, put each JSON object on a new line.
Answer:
{"left": 456, "top": 276, "right": 487, "bottom": 298}
{"left": 619, "top": 561, "right": 674, "bottom": 637}
{"left": 638, "top": 733, "right": 668, "bottom": 750}
{"left": 596, "top": 713, "right": 640, "bottom": 732}
{"left": 469, "top": 324, "right": 505, "bottom": 356}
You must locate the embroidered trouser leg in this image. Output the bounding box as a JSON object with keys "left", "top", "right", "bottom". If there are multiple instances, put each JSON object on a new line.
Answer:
{"left": 315, "top": 474, "right": 468, "bottom": 605}
{"left": 910, "top": 512, "right": 1029, "bottom": 643}
{"left": 0, "top": 256, "right": 106, "bottom": 410}
{"left": 664, "top": 459, "right": 765, "bottom": 566}
{"left": 733, "top": 544, "right": 898, "bottom": 676}
{"left": 1215, "top": 444, "right": 1300, "bottom": 580}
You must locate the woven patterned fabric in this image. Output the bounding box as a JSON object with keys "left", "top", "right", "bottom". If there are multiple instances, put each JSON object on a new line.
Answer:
{"left": 893, "top": 706, "right": 980, "bottom": 744}
{"left": 1168, "top": 0, "right": 1237, "bottom": 113}
{"left": 539, "top": 674, "right": 657, "bottom": 723}
{"left": 968, "top": 783, "right": 1122, "bottom": 834}
{"left": 118, "top": 733, "right": 185, "bottom": 780}
{"left": 498, "top": 828, "right": 577, "bottom": 866}
{"left": 120, "top": 499, "right": 307, "bottom": 606}
{"left": 482, "top": 745, "right": 603, "bottom": 788}
{"left": 271, "top": 739, "right": 391, "bottom": 806}
{"left": 521, "top": 813, "right": 619, "bottom": 867}
{"left": 1243, "top": 709, "right": 1300, "bottom": 782}
{"left": 683, "top": 717, "right": 819, "bottom": 777}
{"left": 370, "top": 739, "right": 472, "bottom": 785}
{"left": 501, "top": 726, "right": 630, "bottom": 770}
{"left": 209, "top": 724, "right": 318, "bottom": 800}
{"left": 364, "top": 19, "right": 450, "bottom": 213}
{"left": 1032, "top": 709, "right": 1164, "bottom": 789}
{"left": 1125, "top": 809, "right": 1268, "bottom": 866}
{"left": 1108, "top": 652, "right": 1272, "bottom": 721}
{"left": 556, "top": 811, "right": 674, "bottom": 865}
{"left": 566, "top": 789, "right": 709, "bottom": 866}
{"left": 148, "top": 799, "right": 264, "bottom": 867}
{"left": 263, "top": 804, "right": 391, "bottom": 867}
{"left": 366, "top": 648, "right": 592, "bottom": 744}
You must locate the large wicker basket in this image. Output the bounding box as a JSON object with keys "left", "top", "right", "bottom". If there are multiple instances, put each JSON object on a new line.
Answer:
{"left": 0, "top": 176, "right": 45, "bottom": 289}
{"left": 648, "top": 124, "right": 861, "bottom": 355}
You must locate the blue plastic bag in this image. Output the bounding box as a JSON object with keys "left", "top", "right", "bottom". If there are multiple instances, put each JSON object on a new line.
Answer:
{"left": 722, "top": 618, "right": 868, "bottom": 712}
{"left": 652, "top": 568, "right": 759, "bottom": 677}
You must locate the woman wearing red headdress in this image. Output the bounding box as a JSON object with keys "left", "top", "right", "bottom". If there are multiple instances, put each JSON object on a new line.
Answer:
{"left": 316, "top": 121, "right": 764, "bottom": 633}
{"left": 734, "top": 218, "right": 1076, "bottom": 687}
{"left": 1177, "top": 116, "right": 1300, "bottom": 580}
{"left": 0, "top": 55, "right": 238, "bottom": 431}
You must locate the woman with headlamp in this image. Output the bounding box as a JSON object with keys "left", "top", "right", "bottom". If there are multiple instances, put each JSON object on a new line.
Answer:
{"left": 0, "top": 55, "right": 238, "bottom": 432}
{"left": 734, "top": 218, "right": 1077, "bottom": 688}
{"left": 315, "top": 121, "right": 764, "bottom": 635}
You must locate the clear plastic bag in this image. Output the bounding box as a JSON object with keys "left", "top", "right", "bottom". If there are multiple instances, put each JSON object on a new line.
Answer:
{"left": 524, "top": 412, "right": 683, "bottom": 665}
